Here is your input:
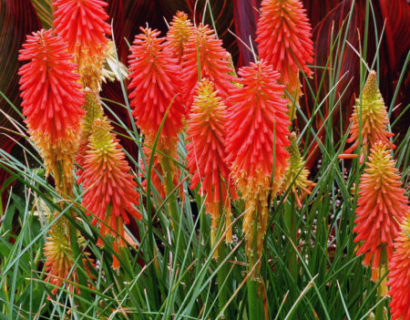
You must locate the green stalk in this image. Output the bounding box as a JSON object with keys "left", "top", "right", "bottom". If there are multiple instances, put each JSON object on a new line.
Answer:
{"left": 217, "top": 241, "right": 231, "bottom": 319}
{"left": 161, "top": 155, "right": 185, "bottom": 252}
{"left": 215, "top": 174, "right": 231, "bottom": 318}
{"left": 375, "top": 281, "right": 385, "bottom": 320}
{"left": 284, "top": 194, "right": 298, "bottom": 282}
{"left": 247, "top": 206, "right": 264, "bottom": 320}
{"left": 69, "top": 219, "right": 91, "bottom": 308}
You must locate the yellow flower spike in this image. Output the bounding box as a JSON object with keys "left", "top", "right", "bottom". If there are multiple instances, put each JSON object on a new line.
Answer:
{"left": 339, "top": 71, "right": 394, "bottom": 162}
{"left": 167, "top": 11, "right": 194, "bottom": 62}
{"left": 281, "top": 132, "right": 315, "bottom": 207}
{"left": 77, "top": 91, "right": 105, "bottom": 171}
{"left": 43, "top": 213, "right": 94, "bottom": 295}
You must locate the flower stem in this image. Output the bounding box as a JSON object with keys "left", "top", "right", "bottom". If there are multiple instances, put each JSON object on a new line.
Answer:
{"left": 285, "top": 194, "right": 298, "bottom": 282}
{"left": 247, "top": 207, "right": 264, "bottom": 320}
{"left": 161, "top": 155, "right": 185, "bottom": 252}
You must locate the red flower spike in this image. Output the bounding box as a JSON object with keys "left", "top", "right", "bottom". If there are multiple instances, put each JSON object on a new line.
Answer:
{"left": 166, "top": 11, "right": 194, "bottom": 62}
{"left": 353, "top": 142, "right": 408, "bottom": 280}
{"left": 256, "top": 0, "right": 314, "bottom": 94}
{"left": 388, "top": 214, "right": 410, "bottom": 320}
{"left": 18, "top": 29, "right": 84, "bottom": 192}
{"left": 18, "top": 29, "right": 84, "bottom": 143}
{"left": 78, "top": 118, "right": 141, "bottom": 269}
{"left": 227, "top": 61, "right": 290, "bottom": 188}
{"left": 186, "top": 79, "right": 237, "bottom": 244}
{"left": 226, "top": 61, "right": 290, "bottom": 259}
{"left": 128, "top": 27, "right": 185, "bottom": 143}
{"left": 53, "top": 0, "right": 111, "bottom": 56}
{"left": 182, "top": 24, "right": 236, "bottom": 112}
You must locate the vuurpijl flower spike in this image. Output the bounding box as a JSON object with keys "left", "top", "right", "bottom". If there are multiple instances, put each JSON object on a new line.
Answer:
{"left": 339, "top": 71, "right": 394, "bottom": 162}
{"left": 78, "top": 118, "right": 141, "bottom": 269}
{"left": 388, "top": 213, "right": 410, "bottom": 320}
{"left": 43, "top": 213, "right": 94, "bottom": 295}
{"left": 182, "top": 24, "right": 236, "bottom": 112}
{"left": 53, "top": 0, "right": 111, "bottom": 94}
{"left": 167, "top": 11, "right": 194, "bottom": 63}
{"left": 353, "top": 142, "right": 407, "bottom": 282}
{"left": 226, "top": 61, "right": 290, "bottom": 267}
{"left": 128, "top": 27, "right": 185, "bottom": 198}
{"left": 186, "top": 79, "right": 237, "bottom": 247}
{"left": 256, "top": 0, "right": 314, "bottom": 118}
{"left": 18, "top": 29, "right": 85, "bottom": 194}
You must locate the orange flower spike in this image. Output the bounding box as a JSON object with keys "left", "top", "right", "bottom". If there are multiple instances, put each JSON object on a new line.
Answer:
{"left": 18, "top": 29, "right": 84, "bottom": 142}
{"left": 128, "top": 27, "right": 185, "bottom": 142}
{"left": 186, "top": 79, "right": 237, "bottom": 244}
{"left": 227, "top": 61, "right": 290, "bottom": 189}
{"left": 44, "top": 214, "right": 93, "bottom": 295}
{"left": 339, "top": 71, "right": 394, "bottom": 161}
{"left": 167, "top": 11, "right": 194, "bottom": 62}
{"left": 182, "top": 24, "right": 236, "bottom": 112}
{"left": 353, "top": 142, "right": 408, "bottom": 280}
{"left": 78, "top": 118, "right": 141, "bottom": 268}
{"left": 388, "top": 214, "right": 410, "bottom": 320}
{"left": 256, "top": 0, "right": 314, "bottom": 95}
{"left": 53, "top": 0, "right": 111, "bottom": 56}
{"left": 226, "top": 61, "right": 290, "bottom": 258}
{"left": 18, "top": 29, "right": 85, "bottom": 192}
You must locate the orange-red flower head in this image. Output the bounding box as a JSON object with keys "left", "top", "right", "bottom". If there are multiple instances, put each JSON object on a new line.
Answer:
{"left": 353, "top": 143, "right": 408, "bottom": 277}
{"left": 167, "top": 11, "right": 194, "bottom": 62}
{"left": 128, "top": 27, "right": 185, "bottom": 143}
{"left": 186, "top": 79, "right": 237, "bottom": 243}
{"left": 182, "top": 24, "right": 236, "bottom": 111}
{"left": 226, "top": 61, "right": 290, "bottom": 189}
{"left": 226, "top": 61, "right": 290, "bottom": 259}
{"left": 388, "top": 214, "right": 410, "bottom": 320}
{"left": 53, "top": 0, "right": 111, "bottom": 56}
{"left": 18, "top": 29, "right": 84, "bottom": 143}
{"left": 18, "top": 29, "right": 85, "bottom": 192}
{"left": 256, "top": 0, "right": 314, "bottom": 90}
{"left": 78, "top": 118, "right": 141, "bottom": 268}
{"left": 339, "top": 71, "right": 394, "bottom": 161}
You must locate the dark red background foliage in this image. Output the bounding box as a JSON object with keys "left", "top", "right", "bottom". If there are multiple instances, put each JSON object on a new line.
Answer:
{"left": 1, "top": 0, "right": 409, "bottom": 204}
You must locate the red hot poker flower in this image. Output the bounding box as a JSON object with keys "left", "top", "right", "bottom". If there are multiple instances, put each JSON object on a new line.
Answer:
{"left": 44, "top": 215, "right": 94, "bottom": 295}
{"left": 182, "top": 24, "right": 236, "bottom": 112}
{"left": 78, "top": 118, "right": 141, "bottom": 269}
{"left": 18, "top": 29, "right": 84, "bottom": 143}
{"left": 53, "top": 0, "right": 111, "bottom": 56}
{"left": 166, "top": 11, "right": 194, "bottom": 62}
{"left": 186, "top": 79, "right": 237, "bottom": 244}
{"left": 353, "top": 142, "right": 408, "bottom": 279}
{"left": 339, "top": 71, "right": 395, "bottom": 162}
{"left": 226, "top": 61, "right": 290, "bottom": 189}
{"left": 128, "top": 27, "right": 185, "bottom": 143}
{"left": 388, "top": 214, "right": 410, "bottom": 320}
{"left": 226, "top": 61, "right": 290, "bottom": 259}
{"left": 18, "top": 29, "right": 85, "bottom": 192}
{"left": 256, "top": 0, "right": 314, "bottom": 96}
